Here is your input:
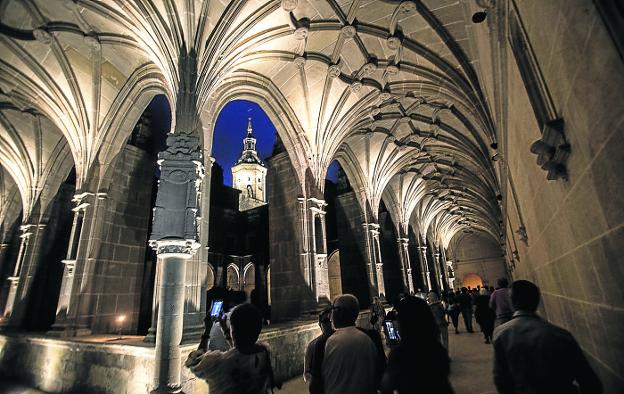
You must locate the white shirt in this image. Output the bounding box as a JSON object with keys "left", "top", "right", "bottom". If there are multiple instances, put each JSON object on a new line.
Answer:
{"left": 322, "top": 326, "right": 377, "bottom": 394}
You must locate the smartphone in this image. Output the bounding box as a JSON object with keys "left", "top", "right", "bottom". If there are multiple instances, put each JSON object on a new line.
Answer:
{"left": 210, "top": 299, "right": 224, "bottom": 317}
{"left": 384, "top": 320, "right": 400, "bottom": 343}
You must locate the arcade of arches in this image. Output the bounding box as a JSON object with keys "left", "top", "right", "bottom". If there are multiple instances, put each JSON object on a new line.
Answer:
{"left": 0, "top": 1, "right": 622, "bottom": 393}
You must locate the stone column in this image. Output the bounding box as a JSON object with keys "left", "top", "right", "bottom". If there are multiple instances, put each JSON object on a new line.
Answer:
{"left": 3, "top": 227, "right": 30, "bottom": 317}
{"left": 434, "top": 252, "right": 444, "bottom": 293}
{"left": 368, "top": 224, "right": 385, "bottom": 298}
{"left": 308, "top": 198, "right": 330, "bottom": 304}
{"left": 7, "top": 223, "right": 47, "bottom": 327}
{"left": 398, "top": 238, "right": 415, "bottom": 294}
{"left": 297, "top": 197, "right": 312, "bottom": 292}
{"left": 0, "top": 243, "right": 10, "bottom": 277}
{"left": 362, "top": 223, "right": 377, "bottom": 294}
{"left": 440, "top": 247, "right": 450, "bottom": 292}
{"left": 148, "top": 129, "right": 203, "bottom": 393}
{"left": 151, "top": 242, "right": 193, "bottom": 394}
{"left": 50, "top": 196, "right": 89, "bottom": 331}
{"left": 144, "top": 255, "right": 162, "bottom": 342}
{"left": 4, "top": 222, "right": 46, "bottom": 323}
{"left": 418, "top": 245, "right": 431, "bottom": 291}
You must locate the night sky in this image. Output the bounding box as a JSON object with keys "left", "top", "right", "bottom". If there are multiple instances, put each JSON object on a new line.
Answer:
{"left": 212, "top": 100, "right": 276, "bottom": 186}
{"left": 148, "top": 97, "right": 339, "bottom": 185}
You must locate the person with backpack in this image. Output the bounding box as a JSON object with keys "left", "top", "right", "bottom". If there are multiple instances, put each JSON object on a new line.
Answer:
{"left": 311, "top": 294, "right": 380, "bottom": 394}
{"left": 186, "top": 303, "right": 280, "bottom": 394}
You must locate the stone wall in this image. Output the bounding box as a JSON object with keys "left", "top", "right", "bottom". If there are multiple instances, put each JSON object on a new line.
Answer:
{"left": 378, "top": 211, "right": 404, "bottom": 302}
{"left": 0, "top": 310, "right": 379, "bottom": 393}
{"left": 451, "top": 233, "right": 507, "bottom": 290}
{"left": 267, "top": 152, "right": 315, "bottom": 320}
{"left": 91, "top": 145, "right": 155, "bottom": 333}
{"left": 335, "top": 191, "right": 371, "bottom": 307}
{"left": 485, "top": 2, "right": 624, "bottom": 391}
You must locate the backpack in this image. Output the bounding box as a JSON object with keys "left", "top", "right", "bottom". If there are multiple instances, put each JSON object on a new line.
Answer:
{"left": 308, "top": 328, "right": 386, "bottom": 394}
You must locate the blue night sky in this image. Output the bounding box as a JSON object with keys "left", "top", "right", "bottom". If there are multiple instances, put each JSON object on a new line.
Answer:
{"left": 213, "top": 100, "right": 276, "bottom": 186}
{"left": 149, "top": 97, "right": 340, "bottom": 185}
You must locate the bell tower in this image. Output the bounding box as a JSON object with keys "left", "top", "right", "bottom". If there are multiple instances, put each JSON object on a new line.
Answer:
{"left": 231, "top": 116, "right": 267, "bottom": 210}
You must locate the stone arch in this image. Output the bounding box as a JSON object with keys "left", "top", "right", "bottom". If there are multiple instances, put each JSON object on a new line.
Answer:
{"left": 226, "top": 263, "right": 241, "bottom": 291}
{"left": 95, "top": 77, "right": 171, "bottom": 195}
{"left": 243, "top": 263, "right": 255, "bottom": 297}
{"left": 206, "top": 263, "right": 215, "bottom": 289}
{"left": 462, "top": 273, "right": 483, "bottom": 289}
{"left": 200, "top": 72, "right": 311, "bottom": 190}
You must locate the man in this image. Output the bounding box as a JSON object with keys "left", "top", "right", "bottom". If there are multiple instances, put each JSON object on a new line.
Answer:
{"left": 322, "top": 294, "right": 378, "bottom": 394}
{"left": 489, "top": 277, "right": 514, "bottom": 327}
{"left": 493, "top": 280, "right": 602, "bottom": 394}
{"left": 457, "top": 287, "right": 474, "bottom": 333}
{"left": 304, "top": 307, "right": 334, "bottom": 385}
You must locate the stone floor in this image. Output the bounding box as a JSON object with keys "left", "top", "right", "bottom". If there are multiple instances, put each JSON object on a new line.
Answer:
{"left": 280, "top": 317, "right": 496, "bottom": 394}
{"left": 0, "top": 319, "right": 494, "bottom": 394}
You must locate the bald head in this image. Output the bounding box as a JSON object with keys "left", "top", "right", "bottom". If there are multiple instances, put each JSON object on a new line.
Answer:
{"left": 332, "top": 294, "right": 360, "bottom": 328}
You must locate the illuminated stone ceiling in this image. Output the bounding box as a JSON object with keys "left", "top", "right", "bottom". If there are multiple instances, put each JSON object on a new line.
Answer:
{"left": 0, "top": 0, "right": 502, "bottom": 248}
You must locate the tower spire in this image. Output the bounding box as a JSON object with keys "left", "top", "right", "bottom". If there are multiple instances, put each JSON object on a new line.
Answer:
{"left": 247, "top": 115, "right": 253, "bottom": 136}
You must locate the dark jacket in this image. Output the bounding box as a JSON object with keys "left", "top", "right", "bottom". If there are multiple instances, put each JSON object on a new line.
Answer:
{"left": 493, "top": 311, "right": 602, "bottom": 394}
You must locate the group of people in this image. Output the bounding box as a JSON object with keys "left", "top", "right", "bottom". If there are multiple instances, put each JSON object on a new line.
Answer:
{"left": 444, "top": 278, "right": 514, "bottom": 344}
{"left": 185, "top": 279, "right": 603, "bottom": 394}
{"left": 304, "top": 294, "right": 453, "bottom": 394}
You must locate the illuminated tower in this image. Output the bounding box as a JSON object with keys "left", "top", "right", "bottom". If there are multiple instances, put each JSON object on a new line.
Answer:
{"left": 231, "top": 116, "right": 267, "bottom": 210}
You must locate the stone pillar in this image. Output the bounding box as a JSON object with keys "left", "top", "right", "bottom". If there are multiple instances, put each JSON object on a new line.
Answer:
{"left": 297, "top": 197, "right": 312, "bottom": 293}
{"left": 144, "top": 256, "right": 162, "bottom": 342}
{"left": 434, "top": 252, "right": 444, "bottom": 293}
{"left": 5, "top": 222, "right": 46, "bottom": 325}
{"left": 0, "top": 243, "right": 10, "bottom": 276}
{"left": 362, "top": 223, "right": 377, "bottom": 294}
{"left": 308, "top": 198, "right": 330, "bottom": 304}
{"left": 398, "top": 238, "right": 415, "bottom": 294}
{"left": 151, "top": 242, "right": 193, "bottom": 394}
{"left": 148, "top": 128, "right": 203, "bottom": 393}
{"left": 418, "top": 245, "right": 431, "bottom": 291}
{"left": 440, "top": 247, "right": 450, "bottom": 292}
{"left": 51, "top": 196, "right": 89, "bottom": 330}
{"left": 3, "top": 227, "right": 30, "bottom": 317}
{"left": 368, "top": 223, "right": 385, "bottom": 298}
{"left": 50, "top": 191, "right": 108, "bottom": 336}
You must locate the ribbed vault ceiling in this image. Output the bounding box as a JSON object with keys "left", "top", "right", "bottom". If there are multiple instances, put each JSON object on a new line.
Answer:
{"left": 0, "top": 0, "right": 502, "bottom": 248}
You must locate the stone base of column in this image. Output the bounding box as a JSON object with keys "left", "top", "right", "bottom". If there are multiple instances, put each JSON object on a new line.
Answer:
{"left": 3, "top": 277, "right": 19, "bottom": 318}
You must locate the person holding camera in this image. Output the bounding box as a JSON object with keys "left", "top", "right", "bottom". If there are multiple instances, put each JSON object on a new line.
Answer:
{"left": 380, "top": 296, "right": 454, "bottom": 394}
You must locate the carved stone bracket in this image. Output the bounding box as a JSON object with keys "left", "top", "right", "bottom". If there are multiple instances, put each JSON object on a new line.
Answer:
{"left": 529, "top": 118, "right": 569, "bottom": 181}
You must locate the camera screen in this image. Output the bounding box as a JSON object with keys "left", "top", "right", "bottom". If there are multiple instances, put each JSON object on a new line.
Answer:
{"left": 210, "top": 300, "right": 223, "bottom": 317}
{"left": 385, "top": 321, "right": 398, "bottom": 340}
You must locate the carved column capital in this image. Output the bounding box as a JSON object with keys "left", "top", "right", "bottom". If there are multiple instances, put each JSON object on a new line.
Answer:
{"left": 150, "top": 239, "right": 199, "bottom": 257}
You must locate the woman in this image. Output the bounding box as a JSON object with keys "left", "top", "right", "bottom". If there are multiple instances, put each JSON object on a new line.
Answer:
{"left": 474, "top": 287, "right": 495, "bottom": 343}
{"left": 381, "top": 296, "right": 454, "bottom": 394}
